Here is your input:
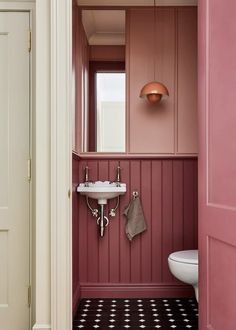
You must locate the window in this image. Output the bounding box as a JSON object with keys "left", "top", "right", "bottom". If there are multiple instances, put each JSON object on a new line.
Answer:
{"left": 88, "top": 61, "right": 126, "bottom": 152}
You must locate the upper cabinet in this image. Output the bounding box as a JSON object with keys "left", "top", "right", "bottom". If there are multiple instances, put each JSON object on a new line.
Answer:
{"left": 73, "top": 6, "right": 197, "bottom": 156}
{"left": 127, "top": 7, "right": 197, "bottom": 155}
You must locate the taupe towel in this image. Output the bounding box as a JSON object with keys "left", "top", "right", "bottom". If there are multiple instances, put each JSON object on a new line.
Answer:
{"left": 123, "top": 196, "right": 147, "bottom": 241}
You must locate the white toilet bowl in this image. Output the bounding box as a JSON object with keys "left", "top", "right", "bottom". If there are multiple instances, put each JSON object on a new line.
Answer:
{"left": 168, "top": 250, "right": 198, "bottom": 302}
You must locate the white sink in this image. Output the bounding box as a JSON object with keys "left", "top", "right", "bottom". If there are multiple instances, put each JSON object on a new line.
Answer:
{"left": 77, "top": 181, "right": 126, "bottom": 204}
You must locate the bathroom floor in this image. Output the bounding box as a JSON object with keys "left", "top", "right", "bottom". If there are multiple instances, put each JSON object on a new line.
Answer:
{"left": 73, "top": 298, "right": 198, "bottom": 329}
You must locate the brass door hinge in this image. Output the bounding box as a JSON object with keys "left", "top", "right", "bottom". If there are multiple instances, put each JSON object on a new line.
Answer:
{"left": 28, "top": 30, "right": 31, "bottom": 52}
{"left": 27, "top": 159, "right": 31, "bottom": 181}
{"left": 28, "top": 285, "right": 31, "bottom": 307}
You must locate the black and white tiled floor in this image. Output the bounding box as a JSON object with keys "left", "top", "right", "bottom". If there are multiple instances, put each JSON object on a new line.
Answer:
{"left": 73, "top": 298, "right": 198, "bottom": 329}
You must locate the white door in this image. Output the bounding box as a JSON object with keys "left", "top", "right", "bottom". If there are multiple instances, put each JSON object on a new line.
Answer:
{"left": 0, "top": 12, "right": 30, "bottom": 329}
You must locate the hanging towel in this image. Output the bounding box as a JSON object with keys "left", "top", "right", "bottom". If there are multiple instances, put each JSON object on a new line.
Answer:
{"left": 123, "top": 196, "right": 147, "bottom": 241}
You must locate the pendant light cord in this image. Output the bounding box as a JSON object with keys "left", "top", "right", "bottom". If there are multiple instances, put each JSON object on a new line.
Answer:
{"left": 153, "top": 0, "right": 157, "bottom": 81}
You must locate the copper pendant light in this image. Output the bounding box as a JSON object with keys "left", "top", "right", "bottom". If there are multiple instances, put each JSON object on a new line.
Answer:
{"left": 140, "top": 81, "right": 169, "bottom": 103}
{"left": 139, "top": 0, "right": 169, "bottom": 104}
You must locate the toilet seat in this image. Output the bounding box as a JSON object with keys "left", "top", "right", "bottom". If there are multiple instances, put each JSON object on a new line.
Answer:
{"left": 169, "top": 250, "right": 198, "bottom": 265}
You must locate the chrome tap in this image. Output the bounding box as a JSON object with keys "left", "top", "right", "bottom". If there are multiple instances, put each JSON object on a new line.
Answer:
{"left": 116, "top": 165, "right": 121, "bottom": 186}
{"left": 84, "top": 166, "right": 89, "bottom": 186}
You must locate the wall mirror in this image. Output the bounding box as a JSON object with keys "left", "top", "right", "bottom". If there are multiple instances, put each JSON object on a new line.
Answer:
{"left": 81, "top": 10, "right": 126, "bottom": 153}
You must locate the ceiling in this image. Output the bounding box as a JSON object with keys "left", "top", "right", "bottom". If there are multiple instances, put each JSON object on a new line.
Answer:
{"left": 80, "top": 0, "right": 197, "bottom": 45}
{"left": 82, "top": 10, "right": 126, "bottom": 45}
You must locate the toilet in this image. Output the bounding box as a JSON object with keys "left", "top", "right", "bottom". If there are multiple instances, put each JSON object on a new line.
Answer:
{"left": 168, "top": 250, "right": 198, "bottom": 302}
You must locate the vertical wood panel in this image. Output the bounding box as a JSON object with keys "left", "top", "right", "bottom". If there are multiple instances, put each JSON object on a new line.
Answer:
{"left": 119, "top": 160, "right": 131, "bottom": 282}
{"left": 183, "top": 160, "right": 195, "bottom": 250}
{"left": 98, "top": 161, "right": 109, "bottom": 282}
{"left": 141, "top": 161, "right": 152, "bottom": 282}
{"left": 151, "top": 161, "right": 162, "bottom": 282}
{"left": 74, "top": 157, "right": 198, "bottom": 296}
{"left": 130, "top": 161, "right": 141, "bottom": 282}
{"left": 173, "top": 160, "right": 184, "bottom": 252}
{"left": 87, "top": 160, "right": 99, "bottom": 282}
{"left": 108, "top": 160, "right": 120, "bottom": 283}
{"left": 72, "top": 155, "right": 80, "bottom": 295}
{"left": 193, "top": 161, "right": 198, "bottom": 247}
{"left": 162, "top": 160, "right": 174, "bottom": 282}
{"left": 78, "top": 160, "right": 88, "bottom": 282}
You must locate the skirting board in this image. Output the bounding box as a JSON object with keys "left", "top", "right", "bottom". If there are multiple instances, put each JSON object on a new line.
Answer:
{"left": 73, "top": 284, "right": 81, "bottom": 316}
{"left": 79, "top": 283, "right": 194, "bottom": 298}
{"left": 32, "top": 325, "right": 51, "bottom": 330}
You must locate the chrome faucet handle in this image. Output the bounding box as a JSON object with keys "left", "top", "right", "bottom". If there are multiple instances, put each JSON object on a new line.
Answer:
{"left": 116, "top": 165, "right": 121, "bottom": 185}
{"left": 84, "top": 166, "right": 89, "bottom": 186}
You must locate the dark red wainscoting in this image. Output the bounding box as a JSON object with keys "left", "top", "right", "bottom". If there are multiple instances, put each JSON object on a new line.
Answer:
{"left": 73, "top": 155, "right": 198, "bottom": 301}
{"left": 72, "top": 153, "right": 81, "bottom": 314}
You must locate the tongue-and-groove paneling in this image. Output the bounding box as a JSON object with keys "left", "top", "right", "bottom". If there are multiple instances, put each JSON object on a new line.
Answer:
{"left": 73, "top": 155, "right": 198, "bottom": 298}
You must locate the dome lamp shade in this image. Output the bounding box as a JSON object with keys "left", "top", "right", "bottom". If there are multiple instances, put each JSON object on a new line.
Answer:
{"left": 140, "top": 81, "right": 169, "bottom": 104}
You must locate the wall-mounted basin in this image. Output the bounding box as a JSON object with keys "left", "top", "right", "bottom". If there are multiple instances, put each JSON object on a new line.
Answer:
{"left": 77, "top": 181, "right": 126, "bottom": 205}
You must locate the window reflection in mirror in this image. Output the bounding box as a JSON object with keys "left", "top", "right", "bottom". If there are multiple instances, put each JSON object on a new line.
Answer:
{"left": 96, "top": 72, "right": 125, "bottom": 152}
{"left": 81, "top": 10, "right": 126, "bottom": 153}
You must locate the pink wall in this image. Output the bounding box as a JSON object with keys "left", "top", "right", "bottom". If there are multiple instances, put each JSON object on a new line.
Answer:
{"left": 127, "top": 7, "right": 197, "bottom": 155}
{"left": 73, "top": 7, "right": 89, "bottom": 152}
{"left": 74, "top": 7, "right": 197, "bottom": 156}
{"left": 73, "top": 155, "right": 198, "bottom": 298}
{"left": 89, "top": 45, "right": 125, "bottom": 62}
{"left": 72, "top": 5, "right": 198, "bottom": 309}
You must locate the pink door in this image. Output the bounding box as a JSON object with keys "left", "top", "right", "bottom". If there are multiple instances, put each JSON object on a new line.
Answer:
{"left": 198, "top": 0, "right": 236, "bottom": 329}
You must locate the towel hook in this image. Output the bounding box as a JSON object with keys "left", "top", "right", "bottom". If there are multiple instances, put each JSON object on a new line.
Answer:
{"left": 132, "top": 191, "right": 139, "bottom": 199}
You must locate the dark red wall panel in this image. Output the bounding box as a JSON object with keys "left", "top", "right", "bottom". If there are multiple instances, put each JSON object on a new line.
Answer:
{"left": 73, "top": 155, "right": 198, "bottom": 299}
{"left": 72, "top": 153, "right": 81, "bottom": 314}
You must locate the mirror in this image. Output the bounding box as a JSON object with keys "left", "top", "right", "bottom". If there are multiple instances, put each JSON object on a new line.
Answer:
{"left": 81, "top": 10, "right": 126, "bottom": 153}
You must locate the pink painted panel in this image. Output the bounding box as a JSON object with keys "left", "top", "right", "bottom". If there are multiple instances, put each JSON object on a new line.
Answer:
{"left": 73, "top": 155, "right": 198, "bottom": 298}
{"left": 208, "top": 238, "right": 236, "bottom": 329}
{"left": 177, "top": 8, "right": 198, "bottom": 154}
{"left": 198, "top": 0, "right": 236, "bottom": 327}
{"left": 128, "top": 8, "right": 175, "bottom": 154}
{"left": 207, "top": 2, "right": 236, "bottom": 208}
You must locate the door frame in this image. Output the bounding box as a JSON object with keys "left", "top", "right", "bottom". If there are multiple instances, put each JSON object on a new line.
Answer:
{"left": 50, "top": 0, "right": 72, "bottom": 330}
{"left": 0, "top": 1, "right": 34, "bottom": 328}
{"left": 34, "top": 0, "right": 72, "bottom": 329}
